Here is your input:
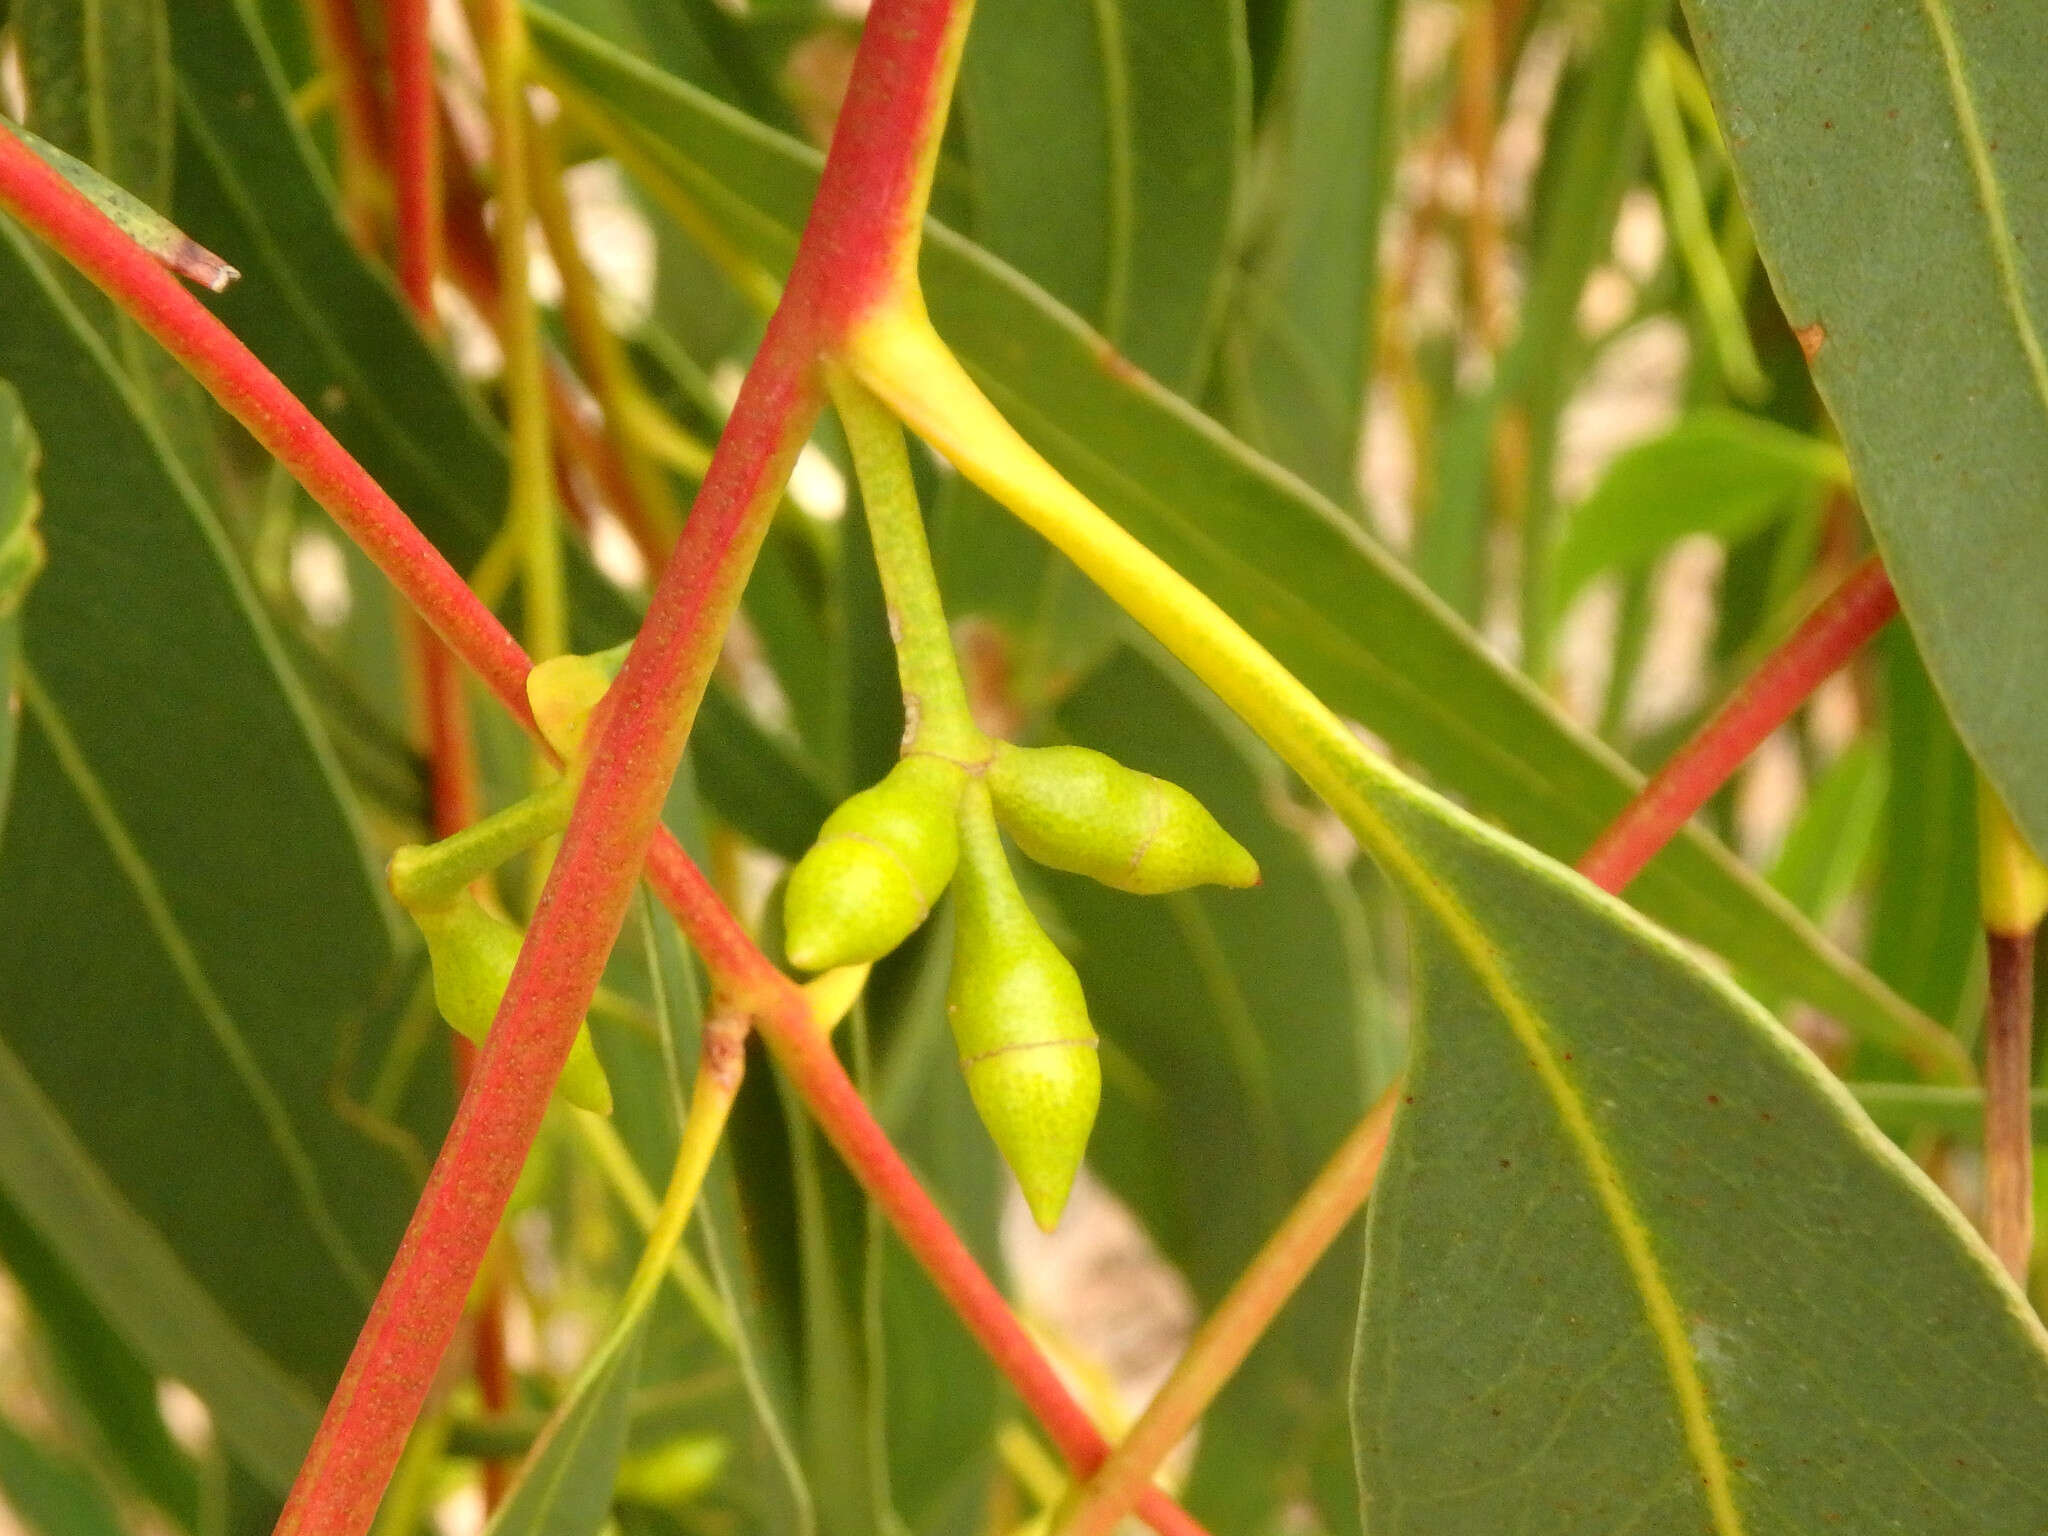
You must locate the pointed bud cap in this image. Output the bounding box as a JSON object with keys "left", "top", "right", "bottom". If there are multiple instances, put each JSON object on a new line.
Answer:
{"left": 783, "top": 755, "right": 966, "bottom": 971}
{"left": 949, "top": 783, "right": 1100, "bottom": 1229}
{"left": 987, "top": 744, "right": 1258, "bottom": 895}
{"left": 409, "top": 892, "right": 614, "bottom": 1114}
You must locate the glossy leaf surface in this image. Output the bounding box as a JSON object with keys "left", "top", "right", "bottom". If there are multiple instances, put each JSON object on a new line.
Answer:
{"left": 955, "top": 0, "right": 1246, "bottom": 393}
{"left": 1352, "top": 772, "right": 2048, "bottom": 1531}
{"left": 0, "top": 220, "right": 417, "bottom": 1489}
{"left": 1687, "top": 0, "right": 2048, "bottom": 857}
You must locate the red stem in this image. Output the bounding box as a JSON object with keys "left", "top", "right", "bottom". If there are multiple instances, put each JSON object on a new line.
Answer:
{"left": 306, "top": 0, "right": 388, "bottom": 245}
{"left": 384, "top": 0, "right": 441, "bottom": 318}
{"left": 0, "top": 47, "right": 1210, "bottom": 1535}
{"left": 406, "top": 615, "right": 479, "bottom": 840}
{"left": 1983, "top": 929, "right": 2036, "bottom": 1283}
{"left": 1576, "top": 553, "right": 1897, "bottom": 894}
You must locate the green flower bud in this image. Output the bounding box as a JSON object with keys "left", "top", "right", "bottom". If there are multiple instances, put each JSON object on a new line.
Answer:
{"left": 948, "top": 781, "right": 1098, "bottom": 1231}
{"left": 410, "top": 891, "right": 614, "bottom": 1115}
{"left": 784, "top": 755, "right": 966, "bottom": 972}
{"left": 525, "top": 643, "right": 628, "bottom": 762}
{"left": 986, "top": 743, "right": 1259, "bottom": 895}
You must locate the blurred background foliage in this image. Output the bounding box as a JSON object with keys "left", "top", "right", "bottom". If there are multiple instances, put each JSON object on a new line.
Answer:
{"left": 0, "top": 0, "right": 2027, "bottom": 1533}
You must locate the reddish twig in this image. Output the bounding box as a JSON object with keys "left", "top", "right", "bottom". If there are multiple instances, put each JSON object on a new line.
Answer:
{"left": 405, "top": 615, "right": 479, "bottom": 840}
{"left": 1576, "top": 553, "right": 1897, "bottom": 894}
{"left": 1983, "top": 930, "right": 2036, "bottom": 1283}
{"left": 304, "top": 0, "right": 387, "bottom": 246}
{"left": 383, "top": 0, "right": 441, "bottom": 318}
{"left": 0, "top": 49, "right": 1211, "bottom": 1536}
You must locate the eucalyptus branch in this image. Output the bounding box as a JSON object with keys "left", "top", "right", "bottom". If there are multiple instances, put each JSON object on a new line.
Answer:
{"left": 0, "top": 32, "right": 1195, "bottom": 1536}
{"left": 384, "top": 0, "right": 442, "bottom": 319}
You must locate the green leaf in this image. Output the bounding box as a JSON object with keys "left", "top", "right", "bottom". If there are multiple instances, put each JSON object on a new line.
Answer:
{"left": 0, "top": 1190, "right": 201, "bottom": 1527}
{"left": 0, "top": 1414, "right": 127, "bottom": 1536}
{"left": 1870, "top": 628, "right": 1981, "bottom": 1031}
{"left": 0, "top": 1025, "right": 321, "bottom": 1488}
{"left": 1211, "top": 0, "right": 1398, "bottom": 504}
{"left": 1684, "top": 0, "right": 2048, "bottom": 858}
{"left": 0, "top": 384, "right": 42, "bottom": 844}
{"left": 1766, "top": 738, "right": 1884, "bottom": 927}
{"left": 1352, "top": 771, "right": 2048, "bottom": 1531}
{"left": 1046, "top": 646, "right": 1387, "bottom": 1536}
{"left": 1552, "top": 408, "right": 1847, "bottom": 610}
{"left": 165, "top": 0, "right": 809, "bottom": 848}
{"left": 0, "top": 220, "right": 417, "bottom": 1488}
{"left": 17, "top": 0, "right": 173, "bottom": 206}
{"left": 486, "top": 1324, "right": 648, "bottom": 1536}
{"left": 525, "top": 7, "right": 1948, "bottom": 1073}
{"left": 955, "top": 0, "right": 1249, "bottom": 392}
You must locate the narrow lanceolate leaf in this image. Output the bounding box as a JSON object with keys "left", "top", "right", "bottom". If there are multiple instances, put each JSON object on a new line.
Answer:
{"left": 165, "top": 0, "right": 812, "bottom": 844}
{"left": 0, "top": 384, "right": 43, "bottom": 844}
{"left": 1352, "top": 778, "right": 2048, "bottom": 1532}
{"left": 0, "top": 220, "right": 426, "bottom": 1488}
{"left": 16, "top": 0, "right": 173, "bottom": 207}
{"left": 1552, "top": 408, "right": 1847, "bottom": 612}
{"left": 1685, "top": 0, "right": 2048, "bottom": 856}
{"left": 1211, "top": 0, "right": 1398, "bottom": 506}
{"left": 956, "top": 0, "right": 1248, "bottom": 393}
{"left": 1, "top": 117, "right": 236, "bottom": 290}
{"left": 484, "top": 1325, "right": 647, "bottom": 1536}
{"left": 528, "top": 8, "right": 1949, "bottom": 1075}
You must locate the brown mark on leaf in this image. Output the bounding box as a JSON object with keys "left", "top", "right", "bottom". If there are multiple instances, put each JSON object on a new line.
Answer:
{"left": 1795, "top": 321, "right": 1827, "bottom": 364}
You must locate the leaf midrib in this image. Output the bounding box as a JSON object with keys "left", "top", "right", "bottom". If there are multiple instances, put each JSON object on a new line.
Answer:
{"left": 1915, "top": 0, "right": 2048, "bottom": 428}
{"left": 1348, "top": 785, "right": 1747, "bottom": 1536}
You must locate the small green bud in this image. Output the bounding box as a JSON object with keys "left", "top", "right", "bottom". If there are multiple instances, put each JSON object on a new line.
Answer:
{"left": 948, "top": 782, "right": 1098, "bottom": 1231}
{"left": 784, "top": 755, "right": 966, "bottom": 972}
{"left": 614, "top": 1433, "right": 728, "bottom": 1509}
{"left": 410, "top": 891, "right": 614, "bottom": 1115}
{"left": 525, "top": 643, "right": 629, "bottom": 761}
{"left": 986, "top": 744, "right": 1259, "bottom": 895}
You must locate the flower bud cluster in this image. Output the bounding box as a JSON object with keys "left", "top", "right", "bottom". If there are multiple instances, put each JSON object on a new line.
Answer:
{"left": 783, "top": 739, "right": 1258, "bottom": 1227}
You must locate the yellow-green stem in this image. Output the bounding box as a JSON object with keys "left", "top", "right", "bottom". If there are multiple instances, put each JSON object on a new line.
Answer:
{"left": 827, "top": 367, "right": 987, "bottom": 763}
{"left": 526, "top": 113, "right": 688, "bottom": 548}
{"left": 620, "top": 394, "right": 716, "bottom": 480}
{"left": 388, "top": 777, "right": 578, "bottom": 911}
{"left": 619, "top": 1020, "right": 746, "bottom": 1317}
{"left": 480, "top": 0, "right": 566, "bottom": 662}
{"left": 539, "top": 76, "right": 782, "bottom": 315}
{"left": 573, "top": 1115, "right": 732, "bottom": 1346}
